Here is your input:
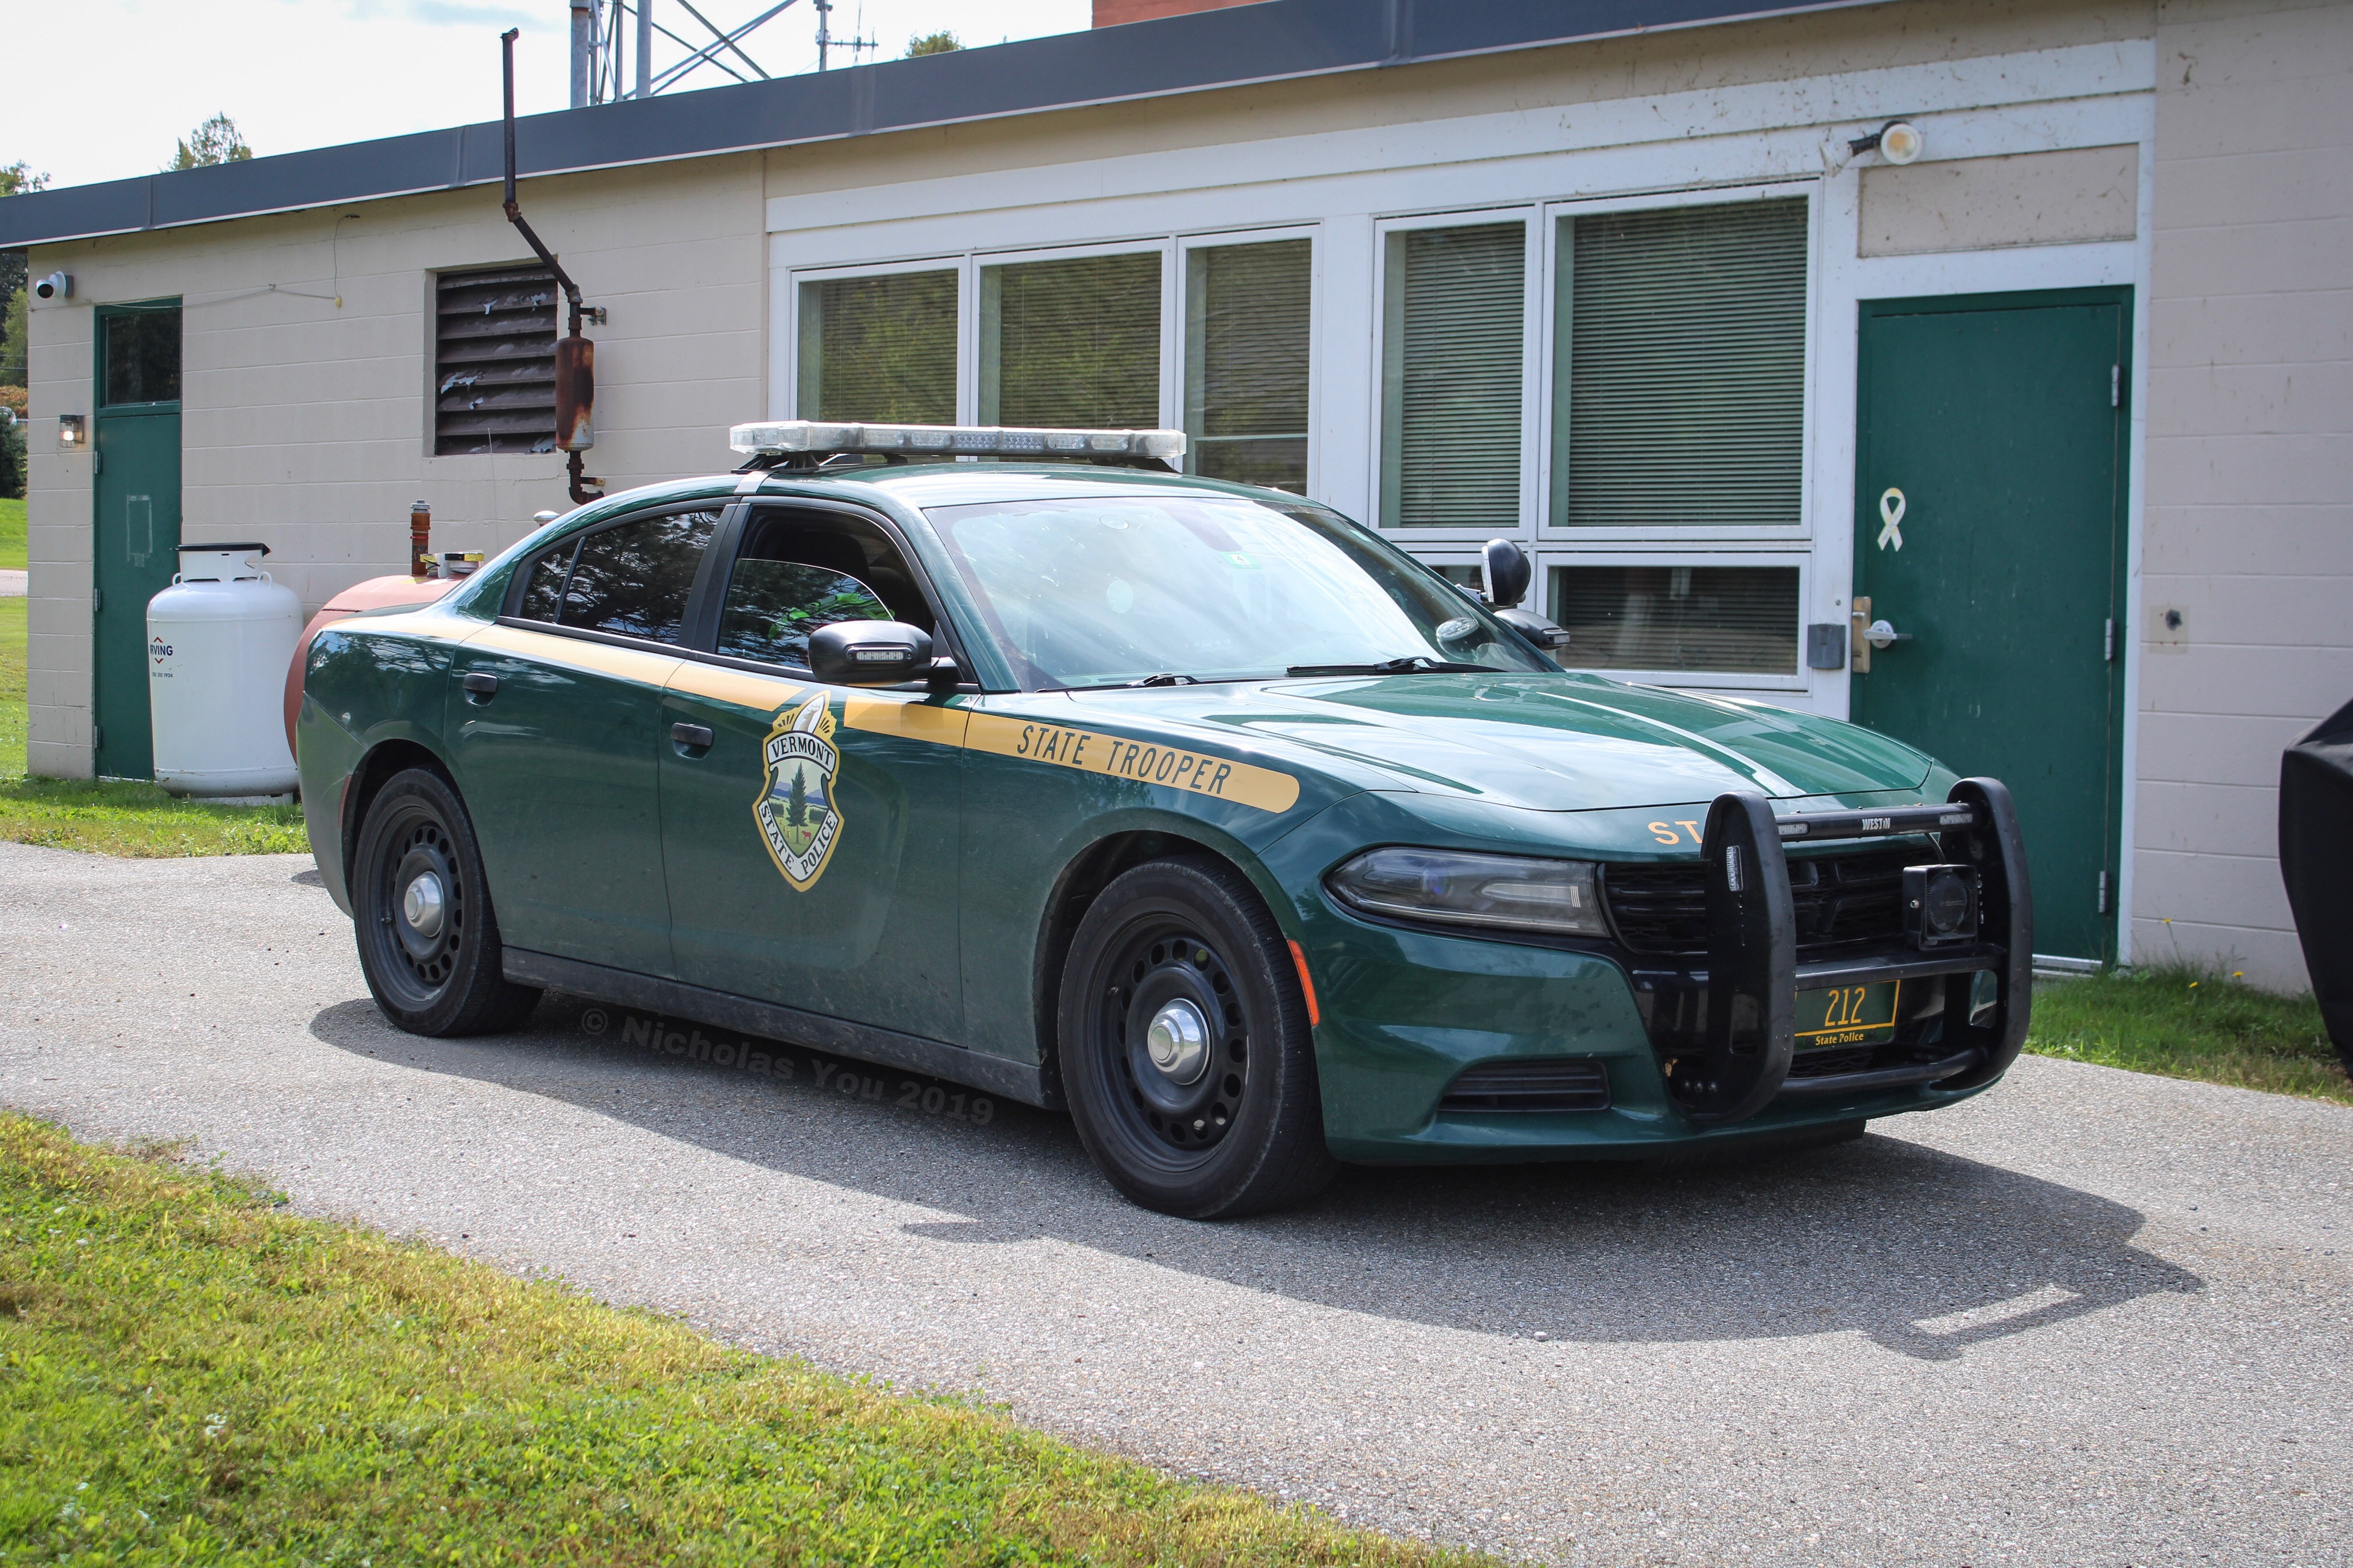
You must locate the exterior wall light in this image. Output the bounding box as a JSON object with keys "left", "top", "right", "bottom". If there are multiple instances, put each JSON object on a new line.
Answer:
{"left": 59, "top": 414, "right": 86, "bottom": 449}
{"left": 1849, "top": 120, "right": 1924, "bottom": 164}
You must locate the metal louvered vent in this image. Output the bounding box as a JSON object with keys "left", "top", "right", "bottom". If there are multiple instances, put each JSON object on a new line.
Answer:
{"left": 1438, "top": 1059, "right": 1612, "bottom": 1114}
{"left": 435, "top": 264, "right": 559, "bottom": 455}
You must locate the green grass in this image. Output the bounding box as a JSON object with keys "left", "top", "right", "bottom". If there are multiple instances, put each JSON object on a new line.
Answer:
{"left": 0, "top": 496, "right": 24, "bottom": 571}
{"left": 0, "top": 594, "right": 308, "bottom": 856}
{"left": 0, "top": 1112, "right": 1474, "bottom": 1567}
{"left": 2026, "top": 963, "right": 2348, "bottom": 1103}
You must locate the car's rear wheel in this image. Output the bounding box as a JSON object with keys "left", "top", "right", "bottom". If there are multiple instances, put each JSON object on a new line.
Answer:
{"left": 1058, "top": 857, "right": 1335, "bottom": 1219}
{"left": 352, "top": 767, "right": 540, "bottom": 1036}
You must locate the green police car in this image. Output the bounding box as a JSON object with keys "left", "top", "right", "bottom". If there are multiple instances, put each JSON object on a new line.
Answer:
{"left": 299, "top": 420, "right": 2032, "bottom": 1219}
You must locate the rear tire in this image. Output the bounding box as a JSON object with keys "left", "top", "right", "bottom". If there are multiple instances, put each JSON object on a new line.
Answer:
{"left": 352, "top": 767, "right": 540, "bottom": 1037}
{"left": 1058, "top": 857, "right": 1336, "bottom": 1219}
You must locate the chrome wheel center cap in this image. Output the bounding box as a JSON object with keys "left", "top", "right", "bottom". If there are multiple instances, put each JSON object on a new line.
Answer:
{"left": 1144, "top": 998, "right": 1210, "bottom": 1084}
{"left": 402, "top": 872, "right": 447, "bottom": 940}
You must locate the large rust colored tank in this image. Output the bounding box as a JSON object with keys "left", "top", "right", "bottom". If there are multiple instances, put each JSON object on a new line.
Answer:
{"left": 283, "top": 574, "right": 463, "bottom": 756}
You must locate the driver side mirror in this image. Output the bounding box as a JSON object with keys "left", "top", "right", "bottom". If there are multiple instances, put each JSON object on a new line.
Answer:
{"left": 1481, "top": 538, "right": 1532, "bottom": 609}
{"left": 808, "top": 621, "right": 961, "bottom": 691}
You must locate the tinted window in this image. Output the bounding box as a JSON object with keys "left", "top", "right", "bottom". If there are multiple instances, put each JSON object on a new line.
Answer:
{"left": 515, "top": 541, "right": 576, "bottom": 623}
{"left": 557, "top": 509, "right": 721, "bottom": 643}
{"left": 718, "top": 562, "right": 892, "bottom": 667}
{"left": 102, "top": 311, "right": 182, "bottom": 405}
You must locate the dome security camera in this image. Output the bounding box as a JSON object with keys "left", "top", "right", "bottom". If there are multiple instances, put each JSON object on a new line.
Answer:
{"left": 33, "top": 272, "right": 72, "bottom": 301}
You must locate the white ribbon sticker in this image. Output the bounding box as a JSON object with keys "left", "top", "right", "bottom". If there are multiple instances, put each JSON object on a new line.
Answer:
{"left": 1877, "top": 487, "right": 1906, "bottom": 551}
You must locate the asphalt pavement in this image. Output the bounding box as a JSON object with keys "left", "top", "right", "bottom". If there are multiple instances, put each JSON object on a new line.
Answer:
{"left": 2, "top": 841, "right": 2347, "bottom": 1565}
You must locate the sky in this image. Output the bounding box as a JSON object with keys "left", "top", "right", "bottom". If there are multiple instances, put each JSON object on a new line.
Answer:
{"left": 5, "top": 0, "right": 1095, "bottom": 192}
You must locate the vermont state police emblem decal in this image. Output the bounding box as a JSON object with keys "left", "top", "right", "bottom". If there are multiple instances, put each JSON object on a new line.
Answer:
{"left": 755, "top": 695, "right": 844, "bottom": 891}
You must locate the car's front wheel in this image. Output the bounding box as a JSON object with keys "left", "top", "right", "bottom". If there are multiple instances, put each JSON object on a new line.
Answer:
{"left": 1058, "top": 857, "right": 1336, "bottom": 1219}
{"left": 352, "top": 766, "right": 540, "bottom": 1036}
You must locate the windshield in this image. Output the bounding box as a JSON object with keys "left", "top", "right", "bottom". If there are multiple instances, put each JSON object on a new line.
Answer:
{"left": 924, "top": 493, "right": 1553, "bottom": 689}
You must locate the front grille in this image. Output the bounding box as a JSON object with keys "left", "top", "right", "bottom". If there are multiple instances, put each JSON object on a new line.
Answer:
{"left": 1600, "top": 846, "right": 1934, "bottom": 956}
{"left": 1438, "top": 1059, "right": 1612, "bottom": 1113}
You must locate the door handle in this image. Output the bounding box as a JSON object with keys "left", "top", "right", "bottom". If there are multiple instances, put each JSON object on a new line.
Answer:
{"left": 670, "top": 722, "right": 715, "bottom": 751}
{"left": 1864, "top": 619, "right": 1912, "bottom": 651}
{"left": 461, "top": 671, "right": 499, "bottom": 701}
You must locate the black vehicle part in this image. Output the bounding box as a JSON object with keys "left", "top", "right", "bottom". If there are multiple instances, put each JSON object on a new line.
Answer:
{"left": 352, "top": 767, "right": 541, "bottom": 1036}
{"left": 1438, "top": 1059, "right": 1612, "bottom": 1113}
{"left": 1058, "top": 857, "right": 1336, "bottom": 1219}
{"left": 1668, "top": 778, "right": 2032, "bottom": 1122}
{"left": 2280, "top": 696, "right": 2353, "bottom": 1069}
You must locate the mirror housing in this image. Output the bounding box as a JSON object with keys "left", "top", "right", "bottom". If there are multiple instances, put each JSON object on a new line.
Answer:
{"left": 1496, "top": 606, "right": 1571, "bottom": 651}
{"left": 809, "top": 621, "right": 935, "bottom": 686}
{"left": 1481, "top": 538, "right": 1532, "bottom": 609}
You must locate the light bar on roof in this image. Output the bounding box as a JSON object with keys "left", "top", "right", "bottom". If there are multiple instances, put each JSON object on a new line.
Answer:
{"left": 729, "top": 420, "right": 1186, "bottom": 462}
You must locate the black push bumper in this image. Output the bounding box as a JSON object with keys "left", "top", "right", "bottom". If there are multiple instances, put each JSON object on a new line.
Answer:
{"left": 1669, "top": 777, "right": 2035, "bottom": 1124}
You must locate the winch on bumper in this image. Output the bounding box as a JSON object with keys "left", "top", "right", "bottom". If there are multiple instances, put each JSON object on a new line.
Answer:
{"left": 1294, "top": 778, "right": 2032, "bottom": 1162}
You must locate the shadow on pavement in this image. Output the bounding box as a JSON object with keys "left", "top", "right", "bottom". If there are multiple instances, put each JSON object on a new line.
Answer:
{"left": 310, "top": 991, "right": 2202, "bottom": 1362}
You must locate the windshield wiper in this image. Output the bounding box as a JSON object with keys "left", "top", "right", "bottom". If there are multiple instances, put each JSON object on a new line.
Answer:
{"left": 1284, "top": 656, "right": 1501, "bottom": 677}
{"left": 1127, "top": 672, "right": 1203, "bottom": 687}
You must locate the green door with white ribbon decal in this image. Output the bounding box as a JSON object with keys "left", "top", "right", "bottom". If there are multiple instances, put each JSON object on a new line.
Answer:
{"left": 1852, "top": 288, "right": 2130, "bottom": 963}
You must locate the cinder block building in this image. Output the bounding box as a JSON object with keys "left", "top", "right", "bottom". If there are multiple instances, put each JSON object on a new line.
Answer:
{"left": 2, "top": 0, "right": 2345, "bottom": 987}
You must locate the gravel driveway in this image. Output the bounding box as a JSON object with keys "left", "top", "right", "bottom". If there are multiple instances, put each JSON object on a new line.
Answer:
{"left": 3, "top": 841, "right": 2348, "bottom": 1565}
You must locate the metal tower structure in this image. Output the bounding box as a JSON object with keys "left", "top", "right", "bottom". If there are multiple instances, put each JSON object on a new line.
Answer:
{"left": 569, "top": 0, "right": 873, "bottom": 109}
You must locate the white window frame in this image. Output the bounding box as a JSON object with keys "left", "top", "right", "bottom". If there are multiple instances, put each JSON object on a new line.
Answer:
{"left": 1365, "top": 206, "right": 1544, "bottom": 544}
{"left": 1178, "top": 225, "right": 1322, "bottom": 496}
{"left": 966, "top": 237, "right": 1178, "bottom": 430}
{"left": 1537, "top": 181, "right": 1822, "bottom": 546}
{"left": 780, "top": 254, "right": 968, "bottom": 425}
{"left": 1534, "top": 547, "right": 1813, "bottom": 693}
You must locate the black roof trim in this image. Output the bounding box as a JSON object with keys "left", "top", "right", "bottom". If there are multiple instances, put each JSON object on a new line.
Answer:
{"left": 0, "top": 0, "right": 1861, "bottom": 249}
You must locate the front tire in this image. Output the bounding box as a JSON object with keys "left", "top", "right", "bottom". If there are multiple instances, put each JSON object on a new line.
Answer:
{"left": 352, "top": 767, "right": 540, "bottom": 1036}
{"left": 1058, "top": 857, "right": 1336, "bottom": 1219}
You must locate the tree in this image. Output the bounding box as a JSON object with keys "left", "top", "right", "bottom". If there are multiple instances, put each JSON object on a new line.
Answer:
{"left": 0, "top": 161, "right": 47, "bottom": 198}
{"left": 168, "top": 114, "right": 253, "bottom": 171}
{"left": 0, "top": 283, "right": 24, "bottom": 386}
{"left": 906, "top": 30, "right": 961, "bottom": 56}
{"left": 786, "top": 766, "right": 808, "bottom": 831}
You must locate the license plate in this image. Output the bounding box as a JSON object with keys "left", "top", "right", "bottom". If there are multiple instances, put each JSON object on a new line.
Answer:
{"left": 1795, "top": 980, "right": 1900, "bottom": 1049}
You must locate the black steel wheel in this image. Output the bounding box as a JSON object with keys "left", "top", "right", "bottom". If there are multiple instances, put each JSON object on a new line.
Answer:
{"left": 1058, "top": 857, "right": 1334, "bottom": 1219}
{"left": 352, "top": 767, "right": 539, "bottom": 1036}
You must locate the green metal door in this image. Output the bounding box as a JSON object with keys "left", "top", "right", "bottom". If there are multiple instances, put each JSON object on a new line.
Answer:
{"left": 91, "top": 303, "right": 183, "bottom": 780}
{"left": 1853, "top": 288, "right": 2130, "bottom": 962}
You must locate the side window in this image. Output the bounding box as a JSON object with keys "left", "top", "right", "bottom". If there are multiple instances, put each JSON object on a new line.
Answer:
{"left": 514, "top": 540, "right": 577, "bottom": 623}
{"left": 714, "top": 508, "right": 932, "bottom": 670}
{"left": 558, "top": 509, "right": 723, "bottom": 644}
{"left": 718, "top": 563, "right": 892, "bottom": 667}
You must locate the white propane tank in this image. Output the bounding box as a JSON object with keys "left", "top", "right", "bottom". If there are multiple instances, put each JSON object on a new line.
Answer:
{"left": 148, "top": 542, "right": 303, "bottom": 797}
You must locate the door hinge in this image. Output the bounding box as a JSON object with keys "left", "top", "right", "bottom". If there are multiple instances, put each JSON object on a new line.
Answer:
{"left": 2111, "top": 364, "right": 2121, "bottom": 408}
{"left": 2097, "top": 870, "right": 2110, "bottom": 915}
{"left": 92, "top": 450, "right": 103, "bottom": 474}
{"left": 92, "top": 588, "right": 103, "bottom": 613}
{"left": 91, "top": 723, "right": 103, "bottom": 750}
{"left": 2104, "top": 617, "right": 2115, "bottom": 661}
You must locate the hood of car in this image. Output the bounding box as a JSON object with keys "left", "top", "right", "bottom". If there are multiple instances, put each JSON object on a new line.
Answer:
{"left": 1056, "top": 672, "right": 1935, "bottom": 812}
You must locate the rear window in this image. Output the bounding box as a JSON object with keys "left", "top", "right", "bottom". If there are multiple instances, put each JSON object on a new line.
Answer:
{"left": 512, "top": 509, "right": 721, "bottom": 644}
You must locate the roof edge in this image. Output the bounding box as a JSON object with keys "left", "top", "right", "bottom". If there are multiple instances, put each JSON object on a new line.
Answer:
{"left": 0, "top": 0, "right": 1878, "bottom": 249}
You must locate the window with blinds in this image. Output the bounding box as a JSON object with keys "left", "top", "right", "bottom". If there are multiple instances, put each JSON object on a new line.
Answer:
{"left": 434, "top": 264, "right": 559, "bottom": 455}
{"left": 979, "top": 252, "right": 1161, "bottom": 429}
{"left": 797, "top": 271, "right": 958, "bottom": 424}
{"left": 1380, "top": 222, "right": 1525, "bottom": 529}
{"left": 1554, "top": 199, "right": 1807, "bottom": 527}
{"left": 1184, "top": 238, "right": 1310, "bottom": 492}
{"left": 1548, "top": 564, "right": 1799, "bottom": 674}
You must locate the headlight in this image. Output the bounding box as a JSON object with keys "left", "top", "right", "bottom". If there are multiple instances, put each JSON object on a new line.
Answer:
{"left": 1326, "top": 847, "right": 1608, "bottom": 937}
